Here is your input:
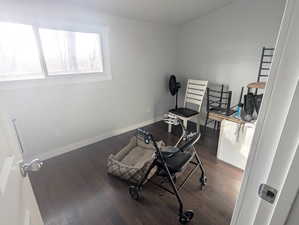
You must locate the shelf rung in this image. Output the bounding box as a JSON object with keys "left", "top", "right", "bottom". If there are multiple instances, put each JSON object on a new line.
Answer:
{"left": 263, "top": 47, "right": 275, "bottom": 50}
{"left": 259, "top": 75, "right": 269, "bottom": 77}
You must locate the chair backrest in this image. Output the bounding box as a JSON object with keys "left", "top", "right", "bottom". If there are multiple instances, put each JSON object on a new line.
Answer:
{"left": 184, "top": 79, "right": 208, "bottom": 112}
{"left": 206, "top": 84, "right": 233, "bottom": 116}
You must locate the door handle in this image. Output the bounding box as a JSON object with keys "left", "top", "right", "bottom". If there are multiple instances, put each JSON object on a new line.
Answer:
{"left": 19, "top": 159, "right": 43, "bottom": 177}
{"left": 258, "top": 183, "right": 278, "bottom": 204}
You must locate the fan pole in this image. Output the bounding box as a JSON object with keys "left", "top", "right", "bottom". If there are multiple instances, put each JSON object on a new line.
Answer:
{"left": 175, "top": 92, "right": 178, "bottom": 110}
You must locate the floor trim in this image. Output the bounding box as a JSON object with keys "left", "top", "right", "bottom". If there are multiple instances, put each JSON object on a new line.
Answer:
{"left": 35, "top": 116, "right": 163, "bottom": 161}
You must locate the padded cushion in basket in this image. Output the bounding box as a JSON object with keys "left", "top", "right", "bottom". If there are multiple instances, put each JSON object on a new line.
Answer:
{"left": 122, "top": 146, "right": 154, "bottom": 168}
{"left": 107, "top": 136, "right": 164, "bottom": 184}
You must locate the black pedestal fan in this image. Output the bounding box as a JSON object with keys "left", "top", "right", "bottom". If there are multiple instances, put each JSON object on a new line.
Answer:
{"left": 169, "top": 75, "right": 181, "bottom": 110}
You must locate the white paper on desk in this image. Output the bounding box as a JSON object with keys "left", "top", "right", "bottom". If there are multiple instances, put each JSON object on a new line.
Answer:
{"left": 240, "top": 123, "right": 255, "bottom": 157}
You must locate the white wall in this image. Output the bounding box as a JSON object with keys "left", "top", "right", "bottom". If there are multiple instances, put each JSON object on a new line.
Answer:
{"left": 0, "top": 1, "right": 178, "bottom": 159}
{"left": 177, "top": 0, "right": 286, "bottom": 105}
{"left": 0, "top": 0, "right": 287, "bottom": 160}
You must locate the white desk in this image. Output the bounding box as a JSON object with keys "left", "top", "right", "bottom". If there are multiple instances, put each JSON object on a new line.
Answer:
{"left": 217, "top": 119, "right": 255, "bottom": 170}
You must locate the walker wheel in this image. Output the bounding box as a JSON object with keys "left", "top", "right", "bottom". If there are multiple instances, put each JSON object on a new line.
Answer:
{"left": 179, "top": 210, "right": 194, "bottom": 224}
{"left": 129, "top": 186, "right": 141, "bottom": 200}
{"left": 200, "top": 176, "right": 207, "bottom": 188}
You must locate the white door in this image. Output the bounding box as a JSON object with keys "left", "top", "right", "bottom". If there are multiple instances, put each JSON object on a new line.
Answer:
{"left": 0, "top": 112, "right": 44, "bottom": 225}
{"left": 231, "top": 0, "right": 299, "bottom": 224}
{"left": 256, "top": 81, "right": 299, "bottom": 225}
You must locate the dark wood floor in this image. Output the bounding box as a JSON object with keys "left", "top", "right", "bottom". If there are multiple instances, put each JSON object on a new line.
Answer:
{"left": 30, "top": 121, "right": 243, "bottom": 225}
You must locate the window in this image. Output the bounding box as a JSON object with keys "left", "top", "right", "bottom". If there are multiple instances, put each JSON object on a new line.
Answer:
{"left": 39, "top": 28, "right": 104, "bottom": 76}
{"left": 0, "top": 22, "right": 109, "bottom": 82}
{"left": 0, "top": 22, "right": 42, "bottom": 81}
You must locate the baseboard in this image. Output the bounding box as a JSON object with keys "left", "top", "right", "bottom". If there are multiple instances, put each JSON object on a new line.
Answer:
{"left": 35, "top": 116, "right": 163, "bottom": 161}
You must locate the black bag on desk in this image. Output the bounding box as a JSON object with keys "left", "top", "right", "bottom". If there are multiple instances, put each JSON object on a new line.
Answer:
{"left": 254, "top": 94, "right": 263, "bottom": 114}
{"left": 241, "top": 93, "right": 255, "bottom": 122}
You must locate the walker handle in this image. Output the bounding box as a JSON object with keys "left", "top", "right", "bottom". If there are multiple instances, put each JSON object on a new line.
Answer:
{"left": 137, "top": 129, "right": 152, "bottom": 144}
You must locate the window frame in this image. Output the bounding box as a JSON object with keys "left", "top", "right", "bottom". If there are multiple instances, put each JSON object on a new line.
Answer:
{"left": 0, "top": 22, "right": 111, "bottom": 87}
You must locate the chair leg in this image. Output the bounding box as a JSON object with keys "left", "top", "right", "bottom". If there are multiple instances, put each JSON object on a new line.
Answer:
{"left": 182, "top": 119, "right": 188, "bottom": 136}
{"left": 196, "top": 115, "right": 200, "bottom": 133}
{"left": 168, "top": 123, "right": 172, "bottom": 133}
{"left": 204, "top": 113, "right": 209, "bottom": 134}
{"left": 183, "top": 119, "right": 188, "bottom": 130}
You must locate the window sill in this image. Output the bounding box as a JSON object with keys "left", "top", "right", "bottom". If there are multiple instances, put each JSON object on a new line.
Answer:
{"left": 0, "top": 73, "right": 112, "bottom": 90}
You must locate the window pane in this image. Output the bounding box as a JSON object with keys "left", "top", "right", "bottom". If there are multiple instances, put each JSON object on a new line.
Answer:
{"left": 0, "top": 22, "right": 42, "bottom": 81}
{"left": 39, "top": 28, "right": 104, "bottom": 76}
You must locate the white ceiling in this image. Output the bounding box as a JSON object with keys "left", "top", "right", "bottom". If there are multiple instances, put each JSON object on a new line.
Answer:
{"left": 65, "top": 0, "right": 235, "bottom": 25}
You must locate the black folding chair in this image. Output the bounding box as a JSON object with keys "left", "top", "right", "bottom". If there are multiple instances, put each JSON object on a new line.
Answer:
{"left": 204, "top": 84, "right": 234, "bottom": 131}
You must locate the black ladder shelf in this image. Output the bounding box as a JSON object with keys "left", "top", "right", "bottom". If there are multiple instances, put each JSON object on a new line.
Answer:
{"left": 255, "top": 47, "right": 275, "bottom": 94}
